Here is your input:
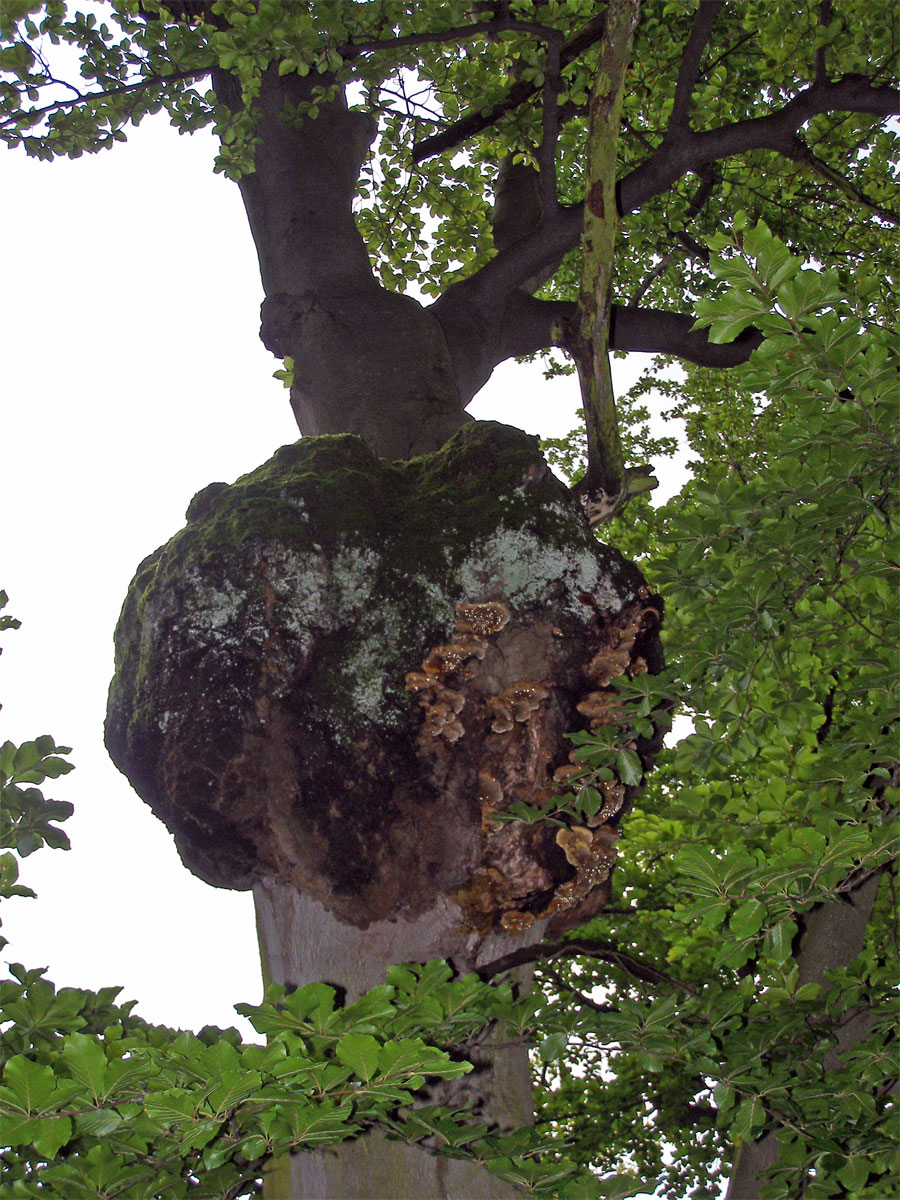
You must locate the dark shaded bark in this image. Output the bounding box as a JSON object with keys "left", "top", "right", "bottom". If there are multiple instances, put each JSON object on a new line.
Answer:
{"left": 480, "top": 293, "right": 762, "bottom": 369}
{"left": 214, "top": 66, "right": 469, "bottom": 458}
{"left": 201, "top": 59, "right": 899, "bottom": 460}
{"left": 434, "top": 75, "right": 899, "bottom": 329}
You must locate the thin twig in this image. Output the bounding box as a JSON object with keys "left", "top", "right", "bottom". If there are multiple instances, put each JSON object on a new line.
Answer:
{"left": 478, "top": 937, "right": 701, "bottom": 997}
{"left": 0, "top": 66, "right": 210, "bottom": 130}
{"left": 628, "top": 165, "right": 718, "bottom": 305}
{"left": 544, "top": 967, "right": 613, "bottom": 1015}
{"left": 412, "top": 11, "right": 608, "bottom": 162}
{"left": 785, "top": 135, "right": 900, "bottom": 224}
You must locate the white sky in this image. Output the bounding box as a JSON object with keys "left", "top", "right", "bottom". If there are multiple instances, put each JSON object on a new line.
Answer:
{"left": 1, "top": 115, "right": 684, "bottom": 1036}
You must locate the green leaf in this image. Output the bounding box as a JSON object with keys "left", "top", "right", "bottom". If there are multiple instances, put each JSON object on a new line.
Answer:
{"left": 837, "top": 1158, "right": 871, "bottom": 1191}
{"left": 729, "top": 900, "right": 766, "bottom": 939}
{"left": 239, "top": 1133, "right": 268, "bottom": 1160}
{"left": 732, "top": 1097, "right": 765, "bottom": 1145}
{"left": 202, "top": 1135, "right": 235, "bottom": 1170}
{"left": 63, "top": 1032, "right": 108, "bottom": 1101}
{"left": 75, "top": 1107, "right": 125, "bottom": 1138}
{"left": 539, "top": 1031, "right": 568, "bottom": 1063}
{"left": 714, "top": 1083, "right": 735, "bottom": 1114}
{"left": 335, "top": 1033, "right": 381, "bottom": 1082}
{"left": 616, "top": 748, "right": 643, "bottom": 787}
{"left": 1, "top": 1055, "right": 57, "bottom": 1113}
{"left": 31, "top": 1113, "right": 73, "bottom": 1158}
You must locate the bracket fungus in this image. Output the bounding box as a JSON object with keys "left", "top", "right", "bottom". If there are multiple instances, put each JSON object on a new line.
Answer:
{"left": 105, "top": 421, "right": 663, "bottom": 932}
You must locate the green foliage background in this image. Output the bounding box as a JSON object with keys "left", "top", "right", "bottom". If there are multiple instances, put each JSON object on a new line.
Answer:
{"left": 537, "top": 218, "right": 898, "bottom": 1199}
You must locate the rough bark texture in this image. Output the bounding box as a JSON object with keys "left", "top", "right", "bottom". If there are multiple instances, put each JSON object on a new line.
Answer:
{"left": 106, "top": 422, "right": 661, "bottom": 936}
{"left": 105, "top": 420, "right": 663, "bottom": 1198}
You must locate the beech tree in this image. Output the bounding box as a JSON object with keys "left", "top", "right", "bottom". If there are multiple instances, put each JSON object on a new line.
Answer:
{"left": 1, "top": 3, "right": 897, "bottom": 1199}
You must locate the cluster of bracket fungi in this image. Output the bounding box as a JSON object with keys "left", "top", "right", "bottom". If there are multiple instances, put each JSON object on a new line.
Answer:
{"left": 404, "top": 601, "right": 515, "bottom": 744}
{"left": 406, "top": 589, "right": 661, "bottom": 935}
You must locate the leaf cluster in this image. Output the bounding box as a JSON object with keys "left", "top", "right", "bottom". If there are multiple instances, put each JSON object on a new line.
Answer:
{"left": 535, "top": 223, "right": 899, "bottom": 1197}
{"left": 2, "top": 2, "right": 895, "bottom": 293}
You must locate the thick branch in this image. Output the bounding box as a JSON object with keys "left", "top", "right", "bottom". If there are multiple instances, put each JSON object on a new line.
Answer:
{"left": 611, "top": 305, "right": 762, "bottom": 363}
{"left": 435, "top": 75, "right": 899, "bottom": 325}
{"left": 667, "top": 0, "right": 723, "bottom": 134}
{"left": 339, "top": 14, "right": 555, "bottom": 61}
{"left": 572, "top": 0, "right": 643, "bottom": 516}
{"left": 536, "top": 32, "right": 563, "bottom": 211}
{"left": 620, "top": 75, "right": 900, "bottom": 215}
{"left": 411, "top": 12, "right": 607, "bottom": 162}
{"left": 725, "top": 870, "right": 885, "bottom": 1200}
{"left": 489, "top": 293, "right": 761, "bottom": 368}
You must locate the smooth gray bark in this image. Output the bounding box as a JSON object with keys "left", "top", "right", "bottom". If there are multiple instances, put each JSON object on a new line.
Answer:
{"left": 255, "top": 882, "right": 537, "bottom": 1199}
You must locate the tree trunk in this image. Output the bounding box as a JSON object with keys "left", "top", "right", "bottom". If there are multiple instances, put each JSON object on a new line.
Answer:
{"left": 215, "top": 65, "right": 471, "bottom": 460}
{"left": 103, "top": 64, "right": 665, "bottom": 1200}
{"left": 255, "top": 881, "right": 535, "bottom": 1198}
{"left": 105, "top": 422, "right": 663, "bottom": 1199}
{"left": 725, "top": 871, "right": 885, "bottom": 1200}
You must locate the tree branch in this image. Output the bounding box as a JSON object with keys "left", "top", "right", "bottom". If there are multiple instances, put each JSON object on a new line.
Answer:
{"left": 478, "top": 936, "right": 700, "bottom": 996}
{"left": 725, "top": 869, "right": 885, "bottom": 1200}
{"left": 0, "top": 66, "right": 210, "bottom": 132}
{"left": 433, "top": 75, "right": 899, "bottom": 325}
{"left": 628, "top": 165, "right": 718, "bottom": 305}
{"left": 411, "top": 11, "right": 607, "bottom": 162}
{"left": 339, "top": 14, "right": 556, "bottom": 61}
{"left": 536, "top": 31, "right": 563, "bottom": 212}
{"left": 544, "top": 966, "right": 614, "bottom": 1014}
{"left": 784, "top": 135, "right": 900, "bottom": 225}
{"left": 571, "top": 0, "right": 644, "bottom": 519}
{"left": 815, "top": 0, "right": 834, "bottom": 84}
{"left": 666, "top": 0, "right": 723, "bottom": 134}
{"left": 619, "top": 75, "right": 900, "bottom": 215}
{"left": 608, "top": 303, "right": 763, "bottom": 364}
{"left": 488, "top": 293, "right": 761, "bottom": 368}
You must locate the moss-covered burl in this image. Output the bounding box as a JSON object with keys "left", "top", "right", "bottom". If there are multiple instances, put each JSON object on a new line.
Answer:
{"left": 105, "top": 422, "right": 661, "bottom": 933}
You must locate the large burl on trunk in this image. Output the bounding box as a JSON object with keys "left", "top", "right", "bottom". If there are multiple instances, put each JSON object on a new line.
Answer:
{"left": 105, "top": 420, "right": 661, "bottom": 1197}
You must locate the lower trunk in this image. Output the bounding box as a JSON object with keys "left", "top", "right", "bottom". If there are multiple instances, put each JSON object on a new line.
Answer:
{"left": 255, "top": 881, "right": 534, "bottom": 1198}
